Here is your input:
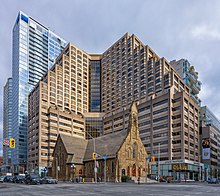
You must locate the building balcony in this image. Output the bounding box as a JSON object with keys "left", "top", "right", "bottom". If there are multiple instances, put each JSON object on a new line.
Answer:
{"left": 188, "top": 72, "right": 197, "bottom": 84}
{"left": 191, "top": 82, "right": 200, "bottom": 95}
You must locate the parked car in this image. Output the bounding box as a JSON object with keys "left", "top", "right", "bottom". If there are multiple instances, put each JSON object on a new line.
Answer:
{"left": 13, "top": 175, "right": 25, "bottom": 183}
{"left": 41, "top": 176, "right": 58, "bottom": 184}
{"left": 24, "top": 174, "right": 42, "bottom": 185}
{"left": 208, "top": 178, "right": 219, "bottom": 184}
{"left": 159, "top": 177, "right": 166, "bottom": 182}
{"left": 0, "top": 176, "right": 5, "bottom": 183}
{"left": 4, "top": 176, "right": 13, "bottom": 182}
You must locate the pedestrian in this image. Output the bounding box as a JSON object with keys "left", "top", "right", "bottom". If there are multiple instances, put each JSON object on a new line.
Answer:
{"left": 137, "top": 177, "right": 140, "bottom": 184}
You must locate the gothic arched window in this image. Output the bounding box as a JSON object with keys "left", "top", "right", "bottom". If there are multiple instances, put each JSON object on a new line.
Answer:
{"left": 132, "top": 143, "right": 137, "bottom": 159}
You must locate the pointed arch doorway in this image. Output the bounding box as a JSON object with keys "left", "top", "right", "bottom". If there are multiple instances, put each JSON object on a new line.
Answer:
{"left": 132, "top": 164, "right": 136, "bottom": 177}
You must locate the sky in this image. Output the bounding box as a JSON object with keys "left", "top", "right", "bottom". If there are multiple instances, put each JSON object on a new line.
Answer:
{"left": 0, "top": 0, "right": 220, "bottom": 155}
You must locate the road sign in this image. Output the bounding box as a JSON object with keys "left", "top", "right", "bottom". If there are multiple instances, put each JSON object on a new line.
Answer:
{"left": 102, "top": 155, "right": 107, "bottom": 159}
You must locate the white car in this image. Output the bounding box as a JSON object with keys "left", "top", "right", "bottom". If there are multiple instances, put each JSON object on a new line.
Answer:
{"left": 0, "top": 176, "right": 5, "bottom": 183}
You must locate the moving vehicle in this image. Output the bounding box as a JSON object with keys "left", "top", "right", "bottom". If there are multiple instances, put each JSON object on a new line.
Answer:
{"left": 41, "top": 176, "right": 58, "bottom": 184}
{"left": 24, "top": 174, "right": 42, "bottom": 185}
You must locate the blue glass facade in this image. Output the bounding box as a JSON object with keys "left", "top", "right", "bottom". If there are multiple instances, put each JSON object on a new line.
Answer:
{"left": 90, "top": 60, "right": 101, "bottom": 112}
{"left": 11, "top": 11, "right": 66, "bottom": 171}
{"left": 3, "top": 78, "right": 13, "bottom": 169}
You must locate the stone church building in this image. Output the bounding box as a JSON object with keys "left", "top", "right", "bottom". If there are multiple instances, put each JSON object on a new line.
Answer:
{"left": 52, "top": 102, "right": 148, "bottom": 182}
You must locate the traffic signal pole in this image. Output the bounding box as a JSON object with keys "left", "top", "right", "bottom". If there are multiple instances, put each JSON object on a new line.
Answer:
{"left": 93, "top": 137, "right": 97, "bottom": 183}
{"left": 104, "top": 157, "right": 106, "bottom": 184}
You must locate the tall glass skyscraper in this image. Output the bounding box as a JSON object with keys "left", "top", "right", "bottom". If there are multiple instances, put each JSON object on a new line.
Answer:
{"left": 3, "top": 78, "right": 13, "bottom": 172}
{"left": 11, "top": 11, "right": 66, "bottom": 172}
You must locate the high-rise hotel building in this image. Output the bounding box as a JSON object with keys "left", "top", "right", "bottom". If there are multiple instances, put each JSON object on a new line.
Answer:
{"left": 28, "top": 43, "right": 91, "bottom": 172}
{"left": 101, "top": 33, "right": 201, "bottom": 178}
{"left": 11, "top": 11, "right": 66, "bottom": 172}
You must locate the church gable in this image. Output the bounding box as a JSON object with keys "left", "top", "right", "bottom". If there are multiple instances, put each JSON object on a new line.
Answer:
{"left": 116, "top": 102, "right": 148, "bottom": 181}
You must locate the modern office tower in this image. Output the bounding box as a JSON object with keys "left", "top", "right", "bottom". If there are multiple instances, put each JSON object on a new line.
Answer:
{"left": 89, "top": 55, "right": 101, "bottom": 112}
{"left": 200, "top": 106, "right": 220, "bottom": 178}
{"left": 170, "top": 59, "right": 202, "bottom": 104}
{"left": 3, "top": 78, "right": 13, "bottom": 172}
{"left": 11, "top": 11, "right": 66, "bottom": 172}
{"left": 28, "top": 43, "right": 90, "bottom": 173}
{"left": 83, "top": 112, "right": 105, "bottom": 139}
{"left": 102, "top": 33, "right": 201, "bottom": 180}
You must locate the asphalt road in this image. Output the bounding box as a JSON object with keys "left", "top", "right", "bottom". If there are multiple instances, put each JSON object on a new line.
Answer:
{"left": 1, "top": 182, "right": 220, "bottom": 196}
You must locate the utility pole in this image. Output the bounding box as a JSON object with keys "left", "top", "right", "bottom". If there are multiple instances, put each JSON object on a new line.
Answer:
{"left": 198, "top": 155, "right": 201, "bottom": 181}
{"left": 104, "top": 156, "right": 107, "bottom": 183}
{"left": 84, "top": 131, "right": 97, "bottom": 183}
{"left": 93, "top": 137, "right": 97, "bottom": 183}
{"left": 158, "top": 143, "right": 160, "bottom": 182}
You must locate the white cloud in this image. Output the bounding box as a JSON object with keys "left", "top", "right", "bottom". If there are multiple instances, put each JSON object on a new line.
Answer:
{"left": 199, "top": 83, "right": 213, "bottom": 101}
{"left": 200, "top": 83, "right": 220, "bottom": 118}
{"left": 191, "top": 25, "right": 220, "bottom": 40}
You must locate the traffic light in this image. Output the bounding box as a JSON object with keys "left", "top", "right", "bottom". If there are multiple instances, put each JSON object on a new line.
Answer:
{"left": 92, "top": 152, "right": 96, "bottom": 160}
{"left": 151, "top": 156, "right": 155, "bottom": 162}
{"left": 10, "top": 138, "right": 16, "bottom": 148}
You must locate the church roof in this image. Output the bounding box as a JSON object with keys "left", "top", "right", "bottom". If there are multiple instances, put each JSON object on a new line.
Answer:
{"left": 56, "top": 101, "right": 139, "bottom": 163}
{"left": 58, "top": 130, "right": 128, "bottom": 163}
{"left": 84, "top": 130, "right": 128, "bottom": 161}
{"left": 59, "top": 134, "right": 88, "bottom": 164}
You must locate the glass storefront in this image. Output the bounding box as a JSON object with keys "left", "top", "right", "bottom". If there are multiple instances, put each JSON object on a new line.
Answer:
{"left": 150, "top": 159, "right": 207, "bottom": 181}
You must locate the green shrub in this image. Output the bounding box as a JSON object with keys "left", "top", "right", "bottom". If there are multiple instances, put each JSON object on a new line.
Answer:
{"left": 121, "top": 176, "right": 130, "bottom": 182}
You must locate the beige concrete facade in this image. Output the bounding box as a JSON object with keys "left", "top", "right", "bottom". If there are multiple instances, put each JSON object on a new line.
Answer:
{"left": 101, "top": 33, "right": 191, "bottom": 114}
{"left": 103, "top": 89, "right": 199, "bottom": 163}
{"left": 28, "top": 43, "right": 90, "bottom": 172}
{"left": 101, "top": 33, "right": 199, "bottom": 164}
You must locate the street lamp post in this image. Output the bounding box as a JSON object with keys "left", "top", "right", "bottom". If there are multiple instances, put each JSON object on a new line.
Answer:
{"left": 84, "top": 131, "right": 97, "bottom": 183}
{"left": 198, "top": 155, "right": 201, "bottom": 181}
{"left": 93, "top": 137, "right": 97, "bottom": 183}
{"left": 158, "top": 143, "right": 160, "bottom": 182}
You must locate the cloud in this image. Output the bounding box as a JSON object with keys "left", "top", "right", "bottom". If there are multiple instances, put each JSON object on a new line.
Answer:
{"left": 199, "top": 83, "right": 220, "bottom": 118}
{"left": 191, "top": 25, "right": 220, "bottom": 40}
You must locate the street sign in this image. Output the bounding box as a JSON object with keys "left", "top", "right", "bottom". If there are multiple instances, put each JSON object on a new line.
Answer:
{"left": 102, "top": 155, "right": 107, "bottom": 159}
